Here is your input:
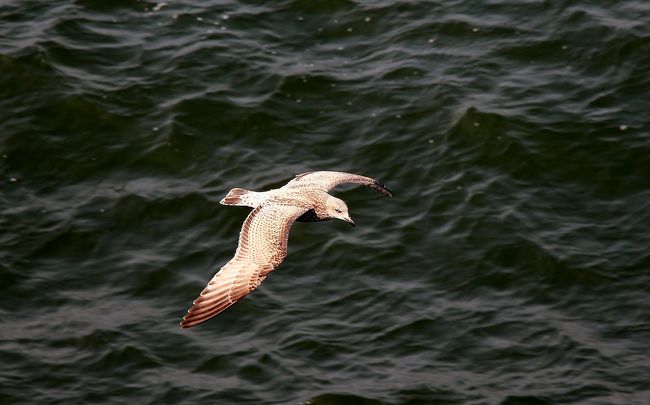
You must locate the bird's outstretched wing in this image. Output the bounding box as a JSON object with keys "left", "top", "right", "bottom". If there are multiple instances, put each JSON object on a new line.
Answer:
{"left": 285, "top": 171, "right": 392, "bottom": 197}
{"left": 180, "top": 202, "right": 309, "bottom": 328}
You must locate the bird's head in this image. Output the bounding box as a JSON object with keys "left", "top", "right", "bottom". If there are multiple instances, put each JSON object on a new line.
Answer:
{"left": 326, "top": 196, "right": 355, "bottom": 227}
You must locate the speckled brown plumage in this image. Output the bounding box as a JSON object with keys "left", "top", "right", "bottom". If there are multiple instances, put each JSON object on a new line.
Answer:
{"left": 286, "top": 171, "right": 393, "bottom": 197}
{"left": 180, "top": 171, "right": 391, "bottom": 328}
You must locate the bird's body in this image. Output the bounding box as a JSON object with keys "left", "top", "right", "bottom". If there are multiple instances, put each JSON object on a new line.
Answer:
{"left": 180, "top": 171, "right": 392, "bottom": 328}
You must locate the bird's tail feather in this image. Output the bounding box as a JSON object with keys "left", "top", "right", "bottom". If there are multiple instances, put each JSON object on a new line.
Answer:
{"left": 220, "top": 188, "right": 265, "bottom": 207}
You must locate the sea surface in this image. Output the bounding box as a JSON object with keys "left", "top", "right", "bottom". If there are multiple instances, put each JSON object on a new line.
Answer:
{"left": 1, "top": 1, "right": 649, "bottom": 404}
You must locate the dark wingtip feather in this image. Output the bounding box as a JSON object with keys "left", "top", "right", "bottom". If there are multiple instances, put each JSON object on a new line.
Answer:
{"left": 372, "top": 180, "right": 393, "bottom": 197}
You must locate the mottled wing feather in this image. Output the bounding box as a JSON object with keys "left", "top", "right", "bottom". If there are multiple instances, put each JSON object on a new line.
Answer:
{"left": 180, "top": 202, "right": 309, "bottom": 328}
{"left": 286, "top": 171, "right": 392, "bottom": 197}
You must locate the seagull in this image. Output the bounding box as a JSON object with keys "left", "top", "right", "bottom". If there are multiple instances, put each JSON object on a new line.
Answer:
{"left": 180, "top": 171, "right": 392, "bottom": 328}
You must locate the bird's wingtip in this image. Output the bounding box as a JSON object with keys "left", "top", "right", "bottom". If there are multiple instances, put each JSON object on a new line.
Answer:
{"left": 372, "top": 180, "right": 393, "bottom": 197}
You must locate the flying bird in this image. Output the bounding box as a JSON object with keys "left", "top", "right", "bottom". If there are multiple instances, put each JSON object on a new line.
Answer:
{"left": 180, "top": 171, "right": 392, "bottom": 328}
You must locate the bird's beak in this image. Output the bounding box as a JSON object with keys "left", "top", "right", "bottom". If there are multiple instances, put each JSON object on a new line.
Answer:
{"left": 344, "top": 216, "right": 355, "bottom": 227}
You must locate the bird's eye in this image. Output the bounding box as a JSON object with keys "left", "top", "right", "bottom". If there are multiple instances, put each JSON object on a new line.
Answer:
{"left": 335, "top": 208, "right": 342, "bottom": 213}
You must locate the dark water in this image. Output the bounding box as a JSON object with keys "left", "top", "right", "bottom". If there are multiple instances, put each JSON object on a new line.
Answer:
{"left": 1, "top": 1, "right": 649, "bottom": 403}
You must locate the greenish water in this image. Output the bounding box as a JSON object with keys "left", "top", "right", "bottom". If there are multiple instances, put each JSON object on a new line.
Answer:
{"left": 1, "top": 1, "right": 649, "bottom": 403}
